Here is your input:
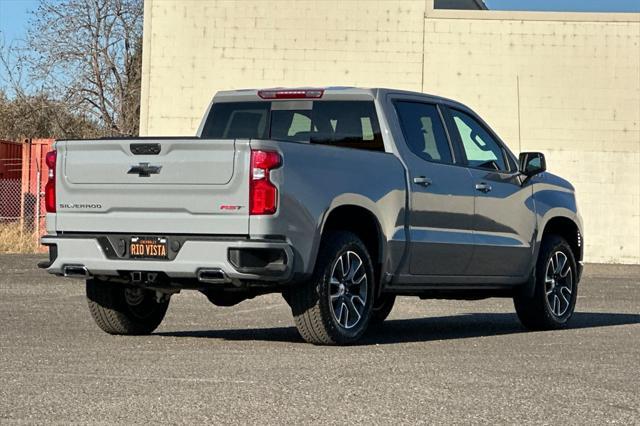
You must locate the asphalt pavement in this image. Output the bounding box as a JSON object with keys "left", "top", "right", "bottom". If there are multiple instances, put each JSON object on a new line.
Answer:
{"left": 1, "top": 255, "right": 638, "bottom": 424}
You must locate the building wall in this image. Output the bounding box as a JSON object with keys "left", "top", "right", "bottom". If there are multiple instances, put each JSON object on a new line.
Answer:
{"left": 140, "top": 0, "right": 427, "bottom": 135}
{"left": 422, "top": 8, "right": 640, "bottom": 264}
{"left": 141, "top": 0, "right": 640, "bottom": 264}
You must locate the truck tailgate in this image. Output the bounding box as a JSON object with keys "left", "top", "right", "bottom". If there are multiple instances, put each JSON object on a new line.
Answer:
{"left": 54, "top": 138, "right": 250, "bottom": 234}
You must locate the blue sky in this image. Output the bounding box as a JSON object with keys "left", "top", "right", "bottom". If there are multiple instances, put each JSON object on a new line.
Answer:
{"left": 485, "top": 0, "right": 640, "bottom": 12}
{"left": 1, "top": 0, "right": 639, "bottom": 46}
{"left": 0, "top": 0, "right": 38, "bottom": 45}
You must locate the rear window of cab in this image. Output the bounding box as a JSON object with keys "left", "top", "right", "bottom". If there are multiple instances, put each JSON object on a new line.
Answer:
{"left": 201, "top": 101, "right": 384, "bottom": 152}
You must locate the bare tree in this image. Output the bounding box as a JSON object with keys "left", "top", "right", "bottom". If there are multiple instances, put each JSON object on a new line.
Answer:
{"left": 0, "top": 89, "right": 100, "bottom": 140}
{"left": 0, "top": 40, "right": 100, "bottom": 140}
{"left": 22, "top": 0, "right": 143, "bottom": 136}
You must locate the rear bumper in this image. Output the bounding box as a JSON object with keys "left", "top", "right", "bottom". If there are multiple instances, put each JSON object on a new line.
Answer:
{"left": 40, "top": 235, "right": 294, "bottom": 284}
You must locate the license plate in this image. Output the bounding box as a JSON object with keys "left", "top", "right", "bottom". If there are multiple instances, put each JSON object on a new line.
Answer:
{"left": 130, "top": 237, "right": 168, "bottom": 259}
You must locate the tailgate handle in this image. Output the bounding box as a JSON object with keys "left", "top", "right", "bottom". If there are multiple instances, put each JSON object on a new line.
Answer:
{"left": 130, "top": 143, "right": 161, "bottom": 155}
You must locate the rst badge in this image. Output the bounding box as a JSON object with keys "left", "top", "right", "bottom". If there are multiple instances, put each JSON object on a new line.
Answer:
{"left": 220, "top": 205, "right": 243, "bottom": 211}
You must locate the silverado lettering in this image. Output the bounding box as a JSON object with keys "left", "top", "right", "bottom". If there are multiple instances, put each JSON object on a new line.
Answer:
{"left": 59, "top": 203, "right": 102, "bottom": 209}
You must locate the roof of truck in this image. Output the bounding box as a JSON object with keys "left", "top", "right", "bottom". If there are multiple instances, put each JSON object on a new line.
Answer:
{"left": 212, "top": 87, "right": 467, "bottom": 109}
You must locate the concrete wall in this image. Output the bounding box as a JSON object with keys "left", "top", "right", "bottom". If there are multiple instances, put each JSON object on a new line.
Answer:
{"left": 422, "top": 7, "right": 640, "bottom": 264}
{"left": 140, "top": 0, "right": 640, "bottom": 264}
{"left": 140, "top": 0, "right": 427, "bottom": 135}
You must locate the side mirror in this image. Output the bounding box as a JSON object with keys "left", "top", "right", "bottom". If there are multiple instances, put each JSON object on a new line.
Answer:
{"left": 519, "top": 152, "right": 546, "bottom": 177}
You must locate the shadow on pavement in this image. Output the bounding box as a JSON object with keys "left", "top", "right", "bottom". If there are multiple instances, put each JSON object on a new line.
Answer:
{"left": 156, "top": 312, "right": 640, "bottom": 345}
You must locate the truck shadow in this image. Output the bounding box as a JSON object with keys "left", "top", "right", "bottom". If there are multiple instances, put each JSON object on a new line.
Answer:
{"left": 156, "top": 312, "right": 640, "bottom": 345}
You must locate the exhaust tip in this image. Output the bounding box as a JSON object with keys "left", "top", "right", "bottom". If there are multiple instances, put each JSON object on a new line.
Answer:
{"left": 197, "top": 268, "right": 228, "bottom": 283}
{"left": 63, "top": 265, "right": 89, "bottom": 278}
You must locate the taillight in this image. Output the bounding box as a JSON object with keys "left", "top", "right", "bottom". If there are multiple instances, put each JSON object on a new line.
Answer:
{"left": 250, "top": 150, "right": 281, "bottom": 215}
{"left": 45, "top": 150, "right": 56, "bottom": 213}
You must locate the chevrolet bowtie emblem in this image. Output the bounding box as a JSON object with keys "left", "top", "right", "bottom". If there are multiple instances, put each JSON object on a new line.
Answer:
{"left": 128, "top": 162, "right": 162, "bottom": 177}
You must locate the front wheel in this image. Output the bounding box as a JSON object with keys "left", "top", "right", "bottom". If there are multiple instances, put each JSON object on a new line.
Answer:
{"left": 514, "top": 235, "right": 578, "bottom": 330}
{"left": 288, "top": 231, "right": 374, "bottom": 345}
{"left": 86, "top": 279, "right": 169, "bottom": 335}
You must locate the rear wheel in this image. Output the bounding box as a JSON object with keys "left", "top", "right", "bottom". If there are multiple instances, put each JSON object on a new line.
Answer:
{"left": 289, "top": 231, "right": 374, "bottom": 345}
{"left": 86, "top": 279, "right": 169, "bottom": 335}
{"left": 514, "top": 235, "right": 578, "bottom": 330}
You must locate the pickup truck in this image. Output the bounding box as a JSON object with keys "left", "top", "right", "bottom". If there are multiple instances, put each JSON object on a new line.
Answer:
{"left": 40, "top": 87, "right": 584, "bottom": 345}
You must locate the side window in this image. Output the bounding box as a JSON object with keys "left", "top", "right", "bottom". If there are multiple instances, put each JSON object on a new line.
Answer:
{"left": 394, "top": 101, "right": 453, "bottom": 164}
{"left": 450, "top": 109, "right": 508, "bottom": 171}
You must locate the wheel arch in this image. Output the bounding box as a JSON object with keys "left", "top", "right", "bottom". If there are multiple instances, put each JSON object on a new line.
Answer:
{"left": 317, "top": 203, "right": 385, "bottom": 291}
{"left": 539, "top": 215, "right": 583, "bottom": 267}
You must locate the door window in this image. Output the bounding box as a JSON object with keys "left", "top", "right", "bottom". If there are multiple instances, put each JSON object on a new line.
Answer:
{"left": 394, "top": 101, "right": 453, "bottom": 164}
{"left": 450, "top": 109, "right": 508, "bottom": 171}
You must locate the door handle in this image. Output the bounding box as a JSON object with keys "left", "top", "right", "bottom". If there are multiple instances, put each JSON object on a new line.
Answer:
{"left": 413, "top": 176, "right": 432, "bottom": 186}
{"left": 475, "top": 182, "right": 492, "bottom": 193}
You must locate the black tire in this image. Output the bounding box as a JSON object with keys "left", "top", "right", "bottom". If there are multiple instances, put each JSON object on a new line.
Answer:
{"left": 370, "top": 294, "right": 396, "bottom": 325}
{"left": 86, "top": 279, "right": 169, "bottom": 335}
{"left": 514, "top": 235, "right": 578, "bottom": 330}
{"left": 289, "top": 231, "right": 374, "bottom": 345}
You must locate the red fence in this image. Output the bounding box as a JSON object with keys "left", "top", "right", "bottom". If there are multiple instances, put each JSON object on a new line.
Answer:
{"left": 0, "top": 139, "right": 55, "bottom": 236}
{"left": 0, "top": 140, "right": 23, "bottom": 180}
{"left": 0, "top": 140, "right": 23, "bottom": 221}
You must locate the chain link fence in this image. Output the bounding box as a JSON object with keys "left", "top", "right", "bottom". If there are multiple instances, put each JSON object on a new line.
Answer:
{"left": 0, "top": 159, "right": 45, "bottom": 253}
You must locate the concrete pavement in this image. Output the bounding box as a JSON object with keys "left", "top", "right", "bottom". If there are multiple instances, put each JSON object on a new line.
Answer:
{"left": 1, "top": 255, "right": 638, "bottom": 424}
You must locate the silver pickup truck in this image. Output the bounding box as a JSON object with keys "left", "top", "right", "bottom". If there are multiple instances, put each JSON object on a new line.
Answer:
{"left": 40, "top": 87, "right": 583, "bottom": 345}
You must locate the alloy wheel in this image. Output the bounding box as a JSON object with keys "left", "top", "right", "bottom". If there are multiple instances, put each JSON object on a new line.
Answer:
{"left": 328, "top": 250, "right": 368, "bottom": 329}
{"left": 544, "top": 251, "right": 574, "bottom": 317}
